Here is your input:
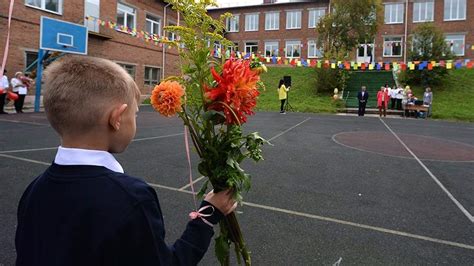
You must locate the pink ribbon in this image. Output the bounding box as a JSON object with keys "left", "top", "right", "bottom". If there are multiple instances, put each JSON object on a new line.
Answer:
{"left": 0, "top": 0, "right": 15, "bottom": 89}
{"left": 189, "top": 205, "right": 215, "bottom": 227}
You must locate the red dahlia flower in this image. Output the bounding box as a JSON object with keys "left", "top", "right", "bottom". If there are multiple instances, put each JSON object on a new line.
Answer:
{"left": 205, "top": 59, "right": 260, "bottom": 124}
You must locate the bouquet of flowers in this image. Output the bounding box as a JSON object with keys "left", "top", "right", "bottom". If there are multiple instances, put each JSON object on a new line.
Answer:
{"left": 151, "top": 1, "right": 267, "bottom": 265}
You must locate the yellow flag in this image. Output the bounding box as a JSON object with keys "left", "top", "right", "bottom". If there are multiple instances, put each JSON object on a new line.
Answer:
{"left": 447, "top": 63, "right": 452, "bottom": 69}
{"left": 331, "top": 63, "right": 336, "bottom": 69}
{"left": 353, "top": 64, "right": 358, "bottom": 70}
{"left": 409, "top": 63, "right": 415, "bottom": 70}
{"left": 266, "top": 57, "right": 271, "bottom": 63}
{"left": 297, "top": 61, "right": 302, "bottom": 67}
{"left": 368, "top": 64, "right": 374, "bottom": 70}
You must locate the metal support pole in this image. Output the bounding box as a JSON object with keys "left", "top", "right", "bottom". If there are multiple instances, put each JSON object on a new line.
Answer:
{"left": 34, "top": 49, "right": 45, "bottom": 112}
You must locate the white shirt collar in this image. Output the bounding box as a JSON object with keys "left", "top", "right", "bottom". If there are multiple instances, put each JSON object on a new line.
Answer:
{"left": 54, "top": 146, "right": 124, "bottom": 173}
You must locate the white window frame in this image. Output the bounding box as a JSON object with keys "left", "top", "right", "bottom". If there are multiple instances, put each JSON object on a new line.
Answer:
{"left": 285, "top": 40, "right": 301, "bottom": 58}
{"left": 308, "top": 8, "right": 325, "bottom": 28}
{"left": 25, "top": 0, "right": 63, "bottom": 15}
{"left": 264, "top": 41, "right": 279, "bottom": 57}
{"left": 117, "top": 3, "right": 136, "bottom": 30}
{"left": 265, "top": 12, "right": 279, "bottom": 31}
{"left": 444, "top": 0, "right": 466, "bottom": 21}
{"left": 146, "top": 14, "right": 161, "bottom": 36}
{"left": 144, "top": 66, "right": 162, "bottom": 86}
{"left": 445, "top": 34, "right": 465, "bottom": 56}
{"left": 413, "top": 0, "right": 434, "bottom": 23}
{"left": 167, "top": 21, "right": 177, "bottom": 41}
{"left": 244, "top": 41, "right": 259, "bottom": 55}
{"left": 245, "top": 13, "right": 259, "bottom": 32}
{"left": 384, "top": 3, "right": 404, "bottom": 24}
{"left": 286, "top": 10, "right": 302, "bottom": 29}
{"left": 226, "top": 15, "right": 239, "bottom": 32}
{"left": 307, "top": 40, "right": 322, "bottom": 58}
{"left": 383, "top": 36, "right": 403, "bottom": 57}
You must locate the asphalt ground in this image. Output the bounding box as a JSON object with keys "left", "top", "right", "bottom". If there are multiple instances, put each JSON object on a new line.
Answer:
{"left": 0, "top": 106, "right": 473, "bottom": 265}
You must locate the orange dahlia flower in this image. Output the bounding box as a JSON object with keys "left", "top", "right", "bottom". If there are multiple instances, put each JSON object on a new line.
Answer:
{"left": 151, "top": 81, "right": 185, "bottom": 117}
{"left": 205, "top": 59, "right": 260, "bottom": 124}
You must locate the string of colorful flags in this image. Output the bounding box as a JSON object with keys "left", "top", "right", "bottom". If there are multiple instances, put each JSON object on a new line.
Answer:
{"left": 85, "top": 16, "right": 473, "bottom": 71}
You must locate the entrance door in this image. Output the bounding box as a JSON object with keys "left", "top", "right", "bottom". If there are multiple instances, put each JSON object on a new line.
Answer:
{"left": 356, "top": 43, "right": 374, "bottom": 64}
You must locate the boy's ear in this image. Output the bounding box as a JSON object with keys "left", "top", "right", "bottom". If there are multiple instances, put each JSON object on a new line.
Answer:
{"left": 109, "top": 104, "right": 128, "bottom": 131}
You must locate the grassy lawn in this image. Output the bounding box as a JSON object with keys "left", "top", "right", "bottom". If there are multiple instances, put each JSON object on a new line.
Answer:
{"left": 410, "top": 69, "right": 474, "bottom": 122}
{"left": 257, "top": 67, "right": 338, "bottom": 113}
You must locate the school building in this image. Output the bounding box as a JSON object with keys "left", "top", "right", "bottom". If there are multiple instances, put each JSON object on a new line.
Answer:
{"left": 0, "top": 0, "right": 180, "bottom": 95}
{"left": 208, "top": 0, "right": 474, "bottom": 64}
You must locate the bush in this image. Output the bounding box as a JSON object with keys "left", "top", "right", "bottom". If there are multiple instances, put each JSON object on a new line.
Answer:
{"left": 398, "top": 67, "right": 449, "bottom": 87}
{"left": 315, "top": 68, "right": 347, "bottom": 93}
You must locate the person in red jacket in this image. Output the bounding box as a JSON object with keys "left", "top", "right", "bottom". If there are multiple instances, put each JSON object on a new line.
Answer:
{"left": 377, "top": 86, "right": 390, "bottom": 117}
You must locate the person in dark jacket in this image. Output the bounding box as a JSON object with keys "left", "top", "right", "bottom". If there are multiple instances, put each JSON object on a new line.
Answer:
{"left": 15, "top": 56, "right": 236, "bottom": 266}
{"left": 357, "top": 86, "right": 369, "bottom": 116}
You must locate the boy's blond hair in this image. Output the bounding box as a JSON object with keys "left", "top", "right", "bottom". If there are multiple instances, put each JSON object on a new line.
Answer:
{"left": 43, "top": 56, "right": 140, "bottom": 135}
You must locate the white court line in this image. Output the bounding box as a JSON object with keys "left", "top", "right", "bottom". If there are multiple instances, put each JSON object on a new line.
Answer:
{"left": 268, "top": 117, "right": 311, "bottom": 142}
{"left": 132, "top": 133, "right": 183, "bottom": 142}
{"left": 0, "top": 154, "right": 51, "bottom": 166}
{"left": 0, "top": 133, "right": 184, "bottom": 154}
{"left": 0, "top": 118, "right": 49, "bottom": 126}
{"left": 379, "top": 118, "right": 474, "bottom": 223}
{"left": 3, "top": 154, "right": 474, "bottom": 251}
{"left": 179, "top": 176, "right": 205, "bottom": 191}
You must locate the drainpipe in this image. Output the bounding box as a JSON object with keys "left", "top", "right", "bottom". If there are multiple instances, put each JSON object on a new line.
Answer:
{"left": 162, "top": 3, "right": 171, "bottom": 80}
{"left": 403, "top": 0, "right": 408, "bottom": 63}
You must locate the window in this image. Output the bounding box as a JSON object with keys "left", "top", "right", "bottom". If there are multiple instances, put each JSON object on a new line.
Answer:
{"left": 85, "top": 0, "right": 100, "bottom": 32}
{"left": 307, "top": 40, "right": 322, "bottom": 58}
{"left": 413, "top": 0, "right": 434, "bottom": 22}
{"left": 264, "top": 42, "right": 279, "bottom": 57}
{"left": 117, "top": 63, "right": 136, "bottom": 79}
{"left": 144, "top": 67, "right": 161, "bottom": 85}
{"left": 286, "top": 11, "right": 301, "bottom": 29}
{"left": 25, "top": 0, "right": 62, "bottom": 14}
{"left": 286, "top": 40, "right": 301, "bottom": 58}
{"left": 383, "top": 37, "right": 403, "bottom": 57}
{"left": 168, "top": 22, "right": 176, "bottom": 41}
{"left": 25, "top": 51, "right": 38, "bottom": 72}
{"left": 265, "top": 12, "right": 279, "bottom": 30}
{"left": 226, "top": 15, "right": 239, "bottom": 32}
{"left": 384, "top": 3, "right": 404, "bottom": 24}
{"left": 445, "top": 34, "right": 465, "bottom": 56}
{"left": 245, "top": 13, "right": 259, "bottom": 31}
{"left": 117, "top": 3, "right": 136, "bottom": 30}
{"left": 308, "top": 8, "right": 325, "bottom": 28}
{"left": 245, "top": 42, "right": 258, "bottom": 55}
{"left": 146, "top": 14, "right": 161, "bottom": 36}
{"left": 444, "top": 0, "right": 466, "bottom": 21}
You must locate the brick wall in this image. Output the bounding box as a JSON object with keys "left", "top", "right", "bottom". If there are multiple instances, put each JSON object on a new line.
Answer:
{"left": 209, "top": 0, "right": 474, "bottom": 62}
{"left": 0, "top": 0, "right": 181, "bottom": 96}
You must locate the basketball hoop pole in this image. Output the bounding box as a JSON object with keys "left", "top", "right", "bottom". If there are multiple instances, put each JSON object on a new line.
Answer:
{"left": 34, "top": 49, "right": 48, "bottom": 112}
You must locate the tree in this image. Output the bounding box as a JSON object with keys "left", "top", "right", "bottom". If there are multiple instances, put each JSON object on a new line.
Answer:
{"left": 317, "top": 0, "right": 383, "bottom": 61}
{"left": 402, "top": 23, "right": 453, "bottom": 86}
{"left": 314, "top": 0, "right": 382, "bottom": 94}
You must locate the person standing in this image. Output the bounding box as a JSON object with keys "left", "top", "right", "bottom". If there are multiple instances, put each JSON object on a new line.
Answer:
{"left": 395, "top": 85, "right": 403, "bottom": 110}
{"left": 278, "top": 78, "right": 289, "bottom": 114}
{"left": 357, "top": 86, "right": 369, "bottom": 116}
{"left": 11, "top": 72, "right": 28, "bottom": 113}
{"left": 0, "top": 69, "right": 9, "bottom": 114}
{"left": 423, "top": 87, "right": 433, "bottom": 117}
{"left": 377, "top": 86, "right": 389, "bottom": 117}
{"left": 390, "top": 85, "right": 397, "bottom": 109}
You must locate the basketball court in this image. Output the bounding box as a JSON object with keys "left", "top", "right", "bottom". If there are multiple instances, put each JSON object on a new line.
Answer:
{"left": 0, "top": 107, "right": 473, "bottom": 265}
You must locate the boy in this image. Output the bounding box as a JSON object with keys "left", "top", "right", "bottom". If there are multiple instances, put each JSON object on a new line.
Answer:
{"left": 15, "top": 56, "right": 236, "bottom": 265}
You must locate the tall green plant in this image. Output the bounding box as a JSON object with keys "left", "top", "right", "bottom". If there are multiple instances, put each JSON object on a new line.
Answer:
{"left": 404, "top": 23, "right": 453, "bottom": 86}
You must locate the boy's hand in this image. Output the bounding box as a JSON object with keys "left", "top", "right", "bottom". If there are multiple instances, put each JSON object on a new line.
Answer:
{"left": 204, "top": 189, "right": 237, "bottom": 215}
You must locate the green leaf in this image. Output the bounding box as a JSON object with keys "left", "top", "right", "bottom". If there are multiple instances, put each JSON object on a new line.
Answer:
{"left": 215, "top": 234, "right": 230, "bottom": 265}
{"left": 197, "top": 179, "right": 209, "bottom": 200}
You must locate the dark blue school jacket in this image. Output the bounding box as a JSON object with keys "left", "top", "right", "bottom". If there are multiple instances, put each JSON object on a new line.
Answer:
{"left": 15, "top": 164, "right": 223, "bottom": 266}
